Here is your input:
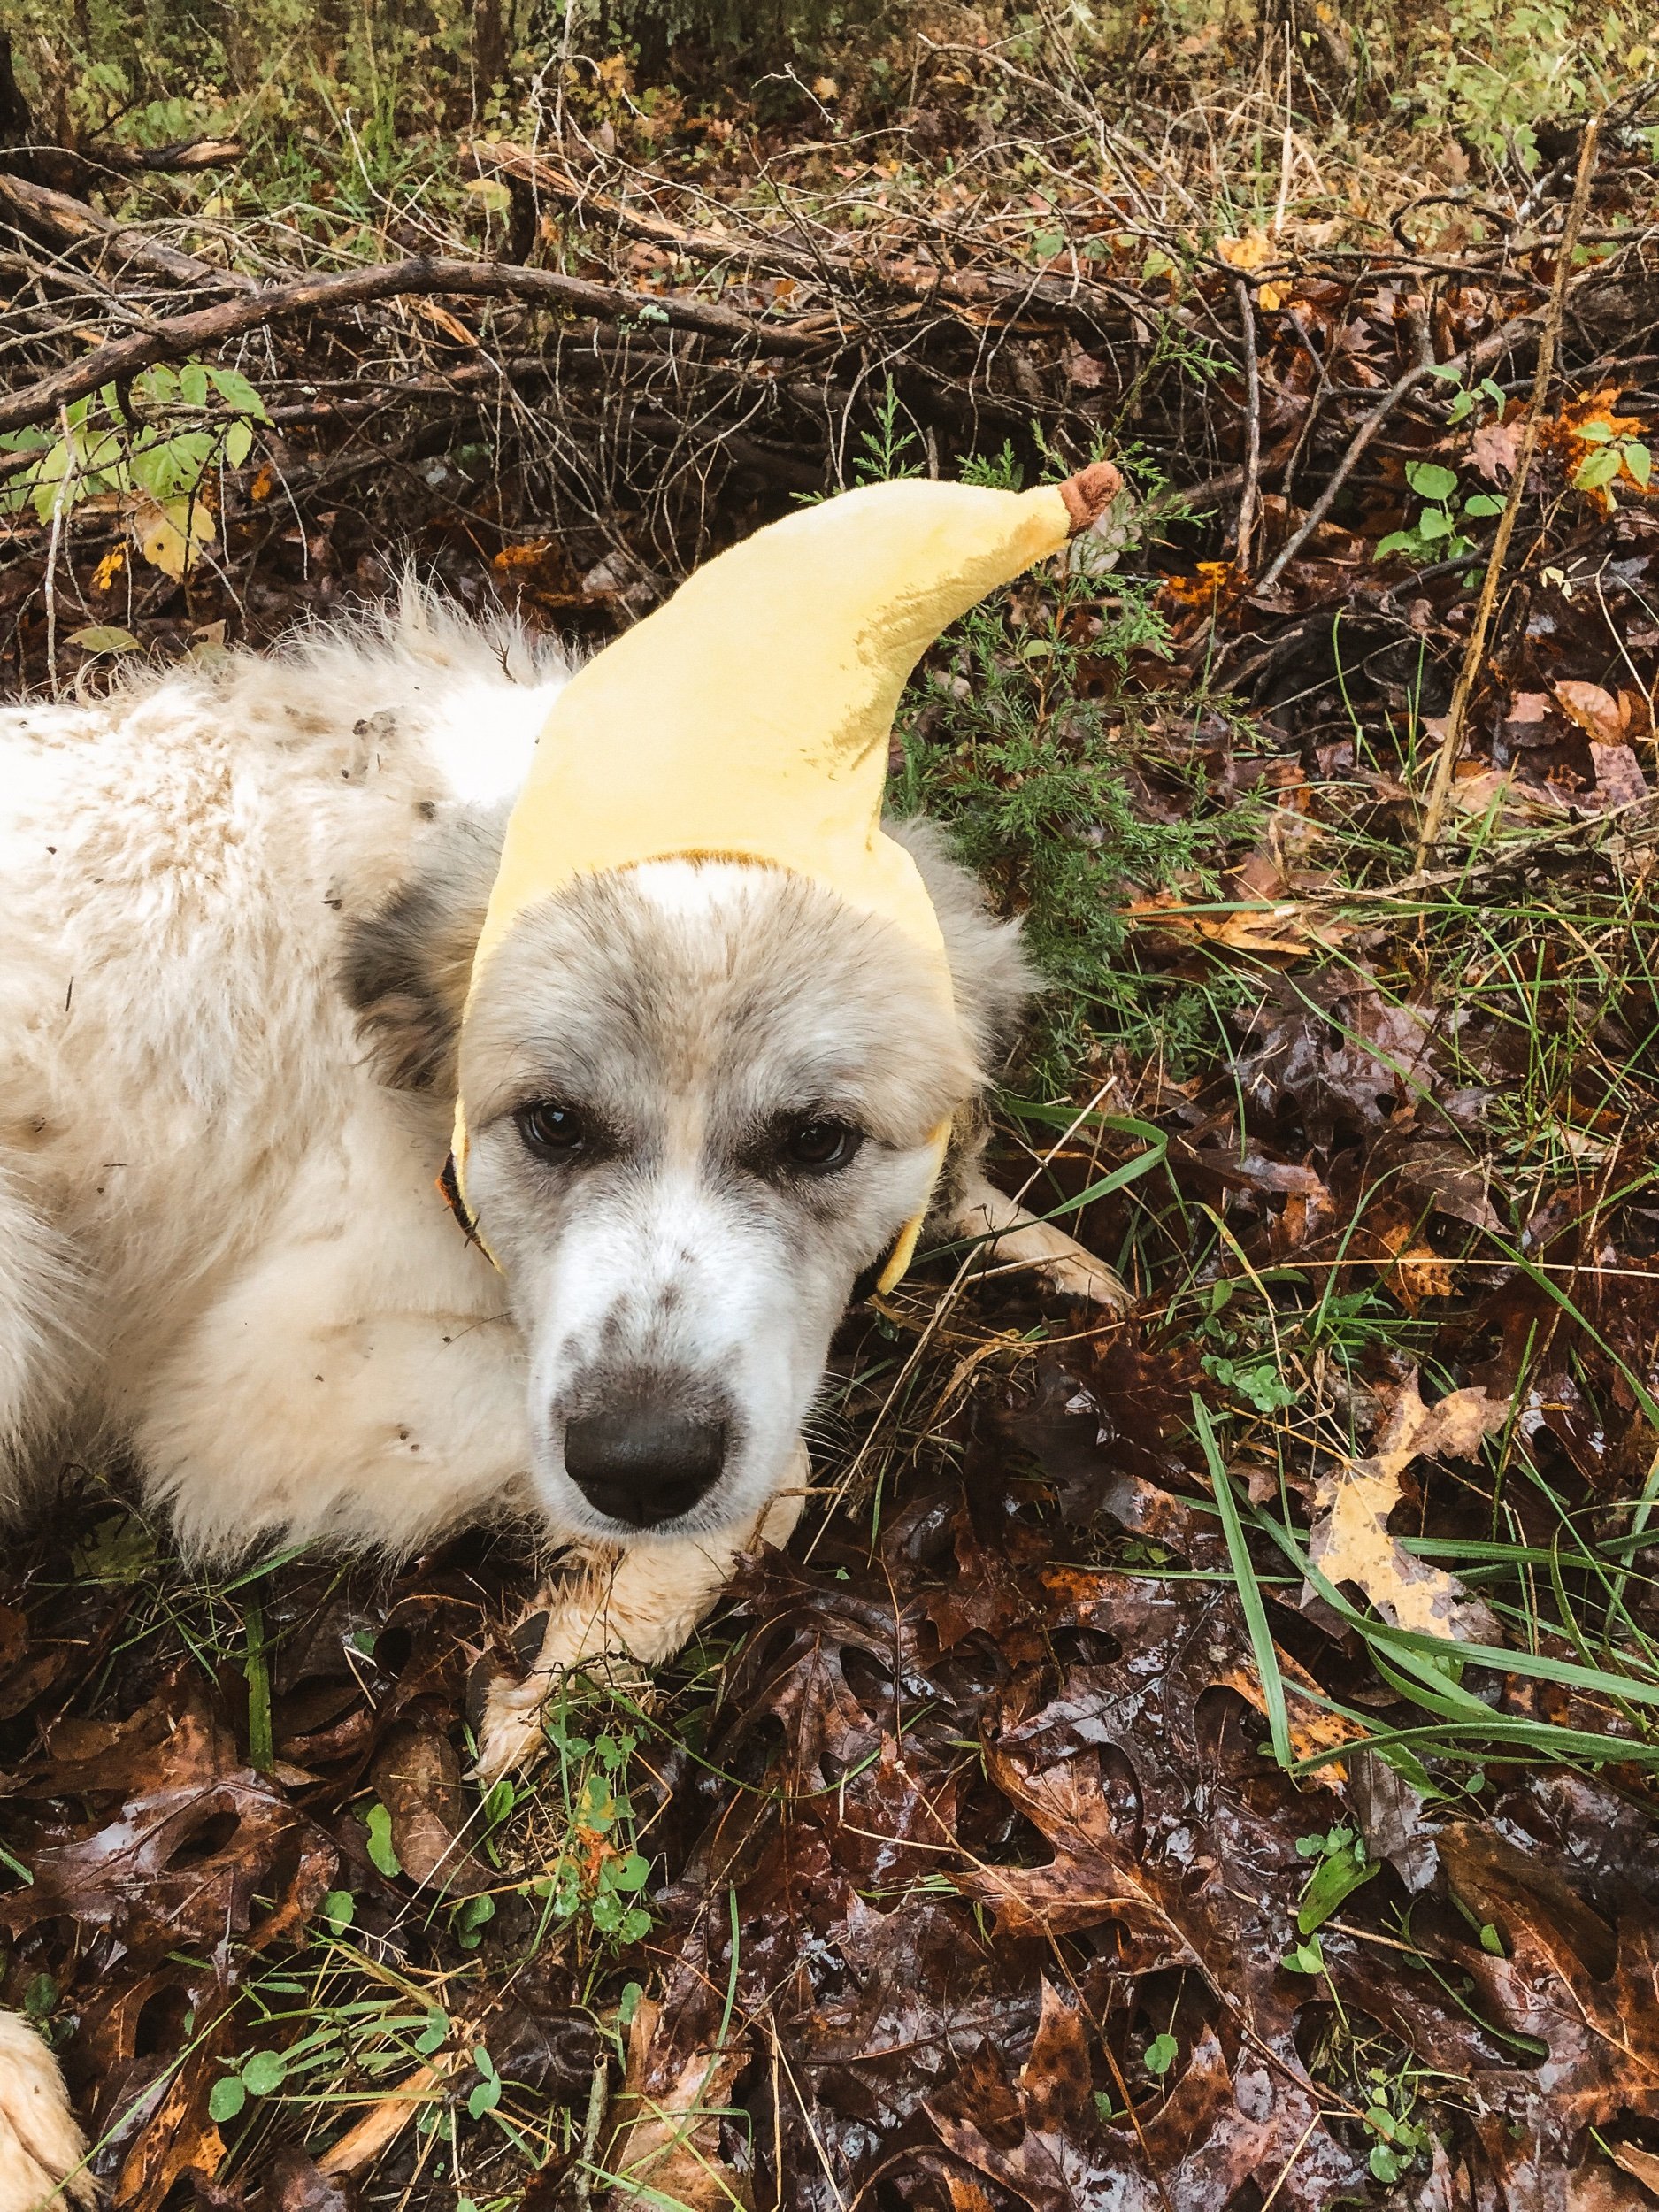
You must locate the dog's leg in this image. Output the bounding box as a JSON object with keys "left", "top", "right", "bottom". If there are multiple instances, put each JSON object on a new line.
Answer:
{"left": 473, "top": 1460, "right": 808, "bottom": 1785}
{"left": 947, "top": 1167, "right": 1130, "bottom": 1310}
{"left": 0, "top": 1166, "right": 81, "bottom": 1491}
{"left": 0, "top": 2014, "right": 94, "bottom": 2210}
{"left": 137, "top": 1294, "right": 533, "bottom": 1557}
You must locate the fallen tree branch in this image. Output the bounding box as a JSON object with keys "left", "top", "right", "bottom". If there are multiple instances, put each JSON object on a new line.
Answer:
{"left": 0, "top": 168, "right": 258, "bottom": 294}
{"left": 1414, "top": 119, "right": 1601, "bottom": 867}
{"left": 465, "top": 138, "right": 1138, "bottom": 337}
{"left": 80, "top": 134, "right": 245, "bottom": 173}
{"left": 0, "top": 250, "right": 833, "bottom": 436}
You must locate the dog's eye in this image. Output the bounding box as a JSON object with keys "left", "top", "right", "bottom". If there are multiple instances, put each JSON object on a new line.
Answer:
{"left": 783, "top": 1118, "right": 863, "bottom": 1174}
{"left": 517, "top": 1101, "right": 586, "bottom": 1159}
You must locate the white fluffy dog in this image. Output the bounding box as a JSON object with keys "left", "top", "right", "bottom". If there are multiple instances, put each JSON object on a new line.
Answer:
{"left": 0, "top": 588, "right": 1122, "bottom": 2201}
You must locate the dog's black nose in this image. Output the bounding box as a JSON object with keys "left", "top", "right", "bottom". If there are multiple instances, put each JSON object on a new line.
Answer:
{"left": 563, "top": 1408, "right": 727, "bottom": 1526}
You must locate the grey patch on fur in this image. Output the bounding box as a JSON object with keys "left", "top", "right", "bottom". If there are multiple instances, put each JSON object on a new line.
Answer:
{"left": 341, "top": 806, "right": 504, "bottom": 1092}
{"left": 887, "top": 815, "right": 1033, "bottom": 1067}
{"left": 887, "top": 815, "right": 1033, "bottom": 1215}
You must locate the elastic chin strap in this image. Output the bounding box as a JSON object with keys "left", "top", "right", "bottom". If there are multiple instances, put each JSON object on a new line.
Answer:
{"left": 442, "top": 1117, "right": 952, "bottom": 1298}
{"left": 871, "top": 1118, "right": 951, "bottom": 1295}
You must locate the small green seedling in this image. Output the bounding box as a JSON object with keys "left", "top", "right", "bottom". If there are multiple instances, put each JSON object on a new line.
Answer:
{"left": 208, "top": 2044, "right": 287, "bottom": 2123}
{"left": 1428, "top": 364, "right": 1509, "bottom": 426}
{"left": 1281, "top": 1931, "right": 1326, "bottom": 1974}
{"left": 453, "top": 1892, "right": 496, "bottom": 1950}
{"left": 319, "top": 1889, "right": 355, "bottom": 1935}
{"left": 468, "top": 2044, "right": 503, "bottom": 2119}
{"left": 364, "top": 1800, "right": 402, "bottom": 1879}
{"left": 1376, "top": 461, "right": 1504, "bottom": 565}
{"left": 1363, "top": 2067, "right": 1432, "bottom": 2185}
{"left": 1294, "top": 1824, "right": 1379, "bottom": 1933}
{"left": 1572, "top": 419, "right": 1652, "bottom": 505}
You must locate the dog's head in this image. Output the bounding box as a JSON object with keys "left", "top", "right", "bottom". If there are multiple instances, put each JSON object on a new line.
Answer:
{"left": 347, "top": 819, "right": 1027, "bottom": 1541}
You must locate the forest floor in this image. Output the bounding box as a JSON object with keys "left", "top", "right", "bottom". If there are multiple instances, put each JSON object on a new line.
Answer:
{"left": 3, "top": 15, "right": 1659, "bottom": 2208}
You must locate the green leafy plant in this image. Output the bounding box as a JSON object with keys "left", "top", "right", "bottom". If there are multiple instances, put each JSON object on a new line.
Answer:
{"left": 531, "top": 1701, "right": 655, "bottom": 1946}
{"left": 0, "top": 364, "right": 268, "bottom": 579}
{"left": 1361, "top": 2069, "right": 1433, "bottom": 2185}
{"left": 1194, "top": 1279, "right": 1299, "bottom": 1414}
{"left": 1572, "top": 418, "right": 1653, "bottom": 505}
{"left": 1394, "top": 0, "right": 1647, "bottom": 172}
{"left": 1294, "top": 1824, "right": 1379, "bottom": 1932}
{"left": 1376, "top": 460, "right": 1503, "bottom": 565}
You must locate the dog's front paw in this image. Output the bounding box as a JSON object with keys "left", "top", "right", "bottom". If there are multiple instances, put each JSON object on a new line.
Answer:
{"left": 472, "top": 1660, "right": 557, "bottom": 1789}
{"left": 0, "top": 2014, "right": 95, "bottom": 2209}
{"left": 1037, "top": 1239, "right": 1132, "bottom": 1310}
{"left": 471, "top": 1598, "right": 652, "bottom": 1786}
{"left": 471, "top": 1479, "right": 810, "bottom": 1787}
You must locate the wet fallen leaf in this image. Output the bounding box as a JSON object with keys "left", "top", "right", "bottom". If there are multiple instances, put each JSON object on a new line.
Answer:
{"left": 369, "top": 1713, "right": 489, "bottom": 1893}
{"left": 600, "top": 1996, "right": 749, "bottom": 2212}
{"left": 1308, "top": 1370, "right": 1506, "bottom": 1639}
{"left": 132, "top": 493, "right": 217, "bottom": 578}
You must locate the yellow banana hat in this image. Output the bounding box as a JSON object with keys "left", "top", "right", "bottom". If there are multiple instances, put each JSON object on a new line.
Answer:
{"left": 449, "top": 461, "right": 1121, "bottom": 1291}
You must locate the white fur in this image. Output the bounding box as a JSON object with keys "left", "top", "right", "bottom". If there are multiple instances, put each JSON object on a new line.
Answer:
{"left": 0, "top": 596, "right": 557, "bottom": 1549}
{"left": 0, "top": 2018, "right": 92, "bottom": 2210}
{"left": 0, "top": 593, "right": 1123, "bottom": 2193}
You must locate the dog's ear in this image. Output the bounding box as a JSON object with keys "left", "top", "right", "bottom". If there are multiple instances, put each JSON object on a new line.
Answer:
{"left": 887, "top": 815, "right": 1033, "bottom": 1071}
{"left": 341, "top": 809, "right": 503, "bottom": 1092}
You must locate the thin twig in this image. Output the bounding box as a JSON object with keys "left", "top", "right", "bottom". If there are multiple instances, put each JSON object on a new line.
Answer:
{"left": 466, "top": 137, "right": 1137, "bottom": 337}
{"left": 1257, "top": 304, "right": 1439, "bottom": 588}
{"left": 1414, "top": 119, "right": 1601, "bottom": 868}
{"left": 42, "top": 403, "right": 73, "bottom": 695}
{"left": 1233, "top": 278, "right": 1262, "bottom": 572}
{"left": 559, "top": 2049, "right": 610, "bottom": 2212}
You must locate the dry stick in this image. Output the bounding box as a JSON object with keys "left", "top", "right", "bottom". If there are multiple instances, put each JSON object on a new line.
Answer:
{"left": 0, "top": 168, "right": 259, "bottom": 294}
{"left": 561, "top": 2051, "right": 611, "bottom": 2212}
{"left": 465, "top": 137, "right": 1134, "bottom": 336}
{"left": 1256, "top": 321, "right": 1438, "bottom": 590}
{"left": 0, "top": 252, "right": 830, "bottom": 438}
{"left": 1413, "top": 119, "right": 1601, "bottom": 870}
{"left": 42, "top": 403, "right": 73, "bottom": 694}
{"left": 1233, "top": 277, "right": 1262, "bottom": 572}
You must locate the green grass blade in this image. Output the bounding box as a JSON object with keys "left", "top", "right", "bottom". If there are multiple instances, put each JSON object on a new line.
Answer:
{"left": 1192, "top": 1394, "right": 1292, "bottom": 1767}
